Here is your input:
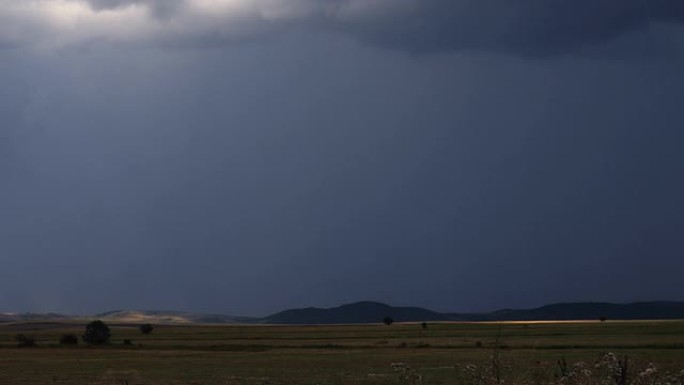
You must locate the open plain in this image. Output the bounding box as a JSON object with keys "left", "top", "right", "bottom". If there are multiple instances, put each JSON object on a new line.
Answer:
{"left": 1, "top": 320, "right": 683, "bottom": 385}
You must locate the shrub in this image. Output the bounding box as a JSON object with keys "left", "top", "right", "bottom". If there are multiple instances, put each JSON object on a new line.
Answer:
{"left": 82, "top": 320, "right": 111, "bottom": 345}
{"left": 15, "top": 334, "right": 36, "bottom": 348}
{"left": 139, "top": 323, "right": 154, "bottom": 335}
{"left": 59, "top": 334, "right": 79, "bottom": 345}
{"left": 391, "top": 362, "right": 423, "bottom": 385}
{"left": 383, "top": 317, "right": 394, "bottom": 326}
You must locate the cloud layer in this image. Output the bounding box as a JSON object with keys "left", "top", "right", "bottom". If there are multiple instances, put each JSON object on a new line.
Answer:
{"left": 2, "top": 0, "right": 683, "bottom": 55}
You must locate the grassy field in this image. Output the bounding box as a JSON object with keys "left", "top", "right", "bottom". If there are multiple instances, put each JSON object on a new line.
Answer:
{"left": 1, "top": 320, "right": 683, "bottom": 385}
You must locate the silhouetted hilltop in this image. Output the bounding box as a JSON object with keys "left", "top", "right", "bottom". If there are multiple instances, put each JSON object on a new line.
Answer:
{"left": 458, "top": 301, "right": 684, "bottom": 321}
{"left": 260, "top": 301, "right": 451, "bottom": 324}
{"left": 262, "top": 301, "right": 684, "bottom": 324}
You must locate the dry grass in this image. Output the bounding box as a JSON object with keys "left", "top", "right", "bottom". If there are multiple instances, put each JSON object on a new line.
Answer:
{"left": 0, "top": 320, "right": 683, "bottom": 384}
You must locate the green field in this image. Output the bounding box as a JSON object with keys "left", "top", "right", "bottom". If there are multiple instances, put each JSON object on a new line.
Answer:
{"left": 1, "top": 320, "right": 683, "bottom": 385}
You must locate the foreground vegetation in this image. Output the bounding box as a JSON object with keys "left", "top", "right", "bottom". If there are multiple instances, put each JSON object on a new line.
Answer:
{"left": 1, "top": 320, "right": 683, "bottom": 384}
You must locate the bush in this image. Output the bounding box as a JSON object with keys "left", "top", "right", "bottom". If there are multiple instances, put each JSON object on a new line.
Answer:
{"left": 15, "top": 334, "right": 36, "bottom": 348}
{"left": 59, "top": 334, "right": 79, "bottom": 345}
{"left": 123, "top": 339, "right": 133, "bottom": 346}
{"left": 383, "top": 317, "right": 394, "bottom": 326}
{"left": 139, "top": 323, "right": 154, "bottom": 335}
{"left": 82, "top": 320, "right": 111, "bottom": 345}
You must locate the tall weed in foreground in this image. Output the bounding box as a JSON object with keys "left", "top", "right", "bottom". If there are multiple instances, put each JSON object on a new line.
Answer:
{"left": 394, "top": 352, "right": 684, "bottom": 385}
{"left": 391, "top": 362, "right": 423, "bottom": 385}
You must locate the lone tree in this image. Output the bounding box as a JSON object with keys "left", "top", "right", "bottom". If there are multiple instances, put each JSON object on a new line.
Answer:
{"left": 382, "top": 316, "right": 394, "bottom": 326}
{"left": 15, "top": 334, "right": 36, "bottom": 348}
{"left": 82, "top": 320, "right": 111, "bottom": 345}
{"left": 139, "top": 324, "right": 154, "bottom": 335}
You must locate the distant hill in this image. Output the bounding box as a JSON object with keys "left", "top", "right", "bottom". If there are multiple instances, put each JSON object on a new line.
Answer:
{"left": 97, "top": 310, "right": 255, "bottom": 324}
{"left": 0, "top": 312, "right": 72, "bottom": 323}
{"left": 458, "top": 301, "right": 684, "bottom": 322}
{"left": 0, "top": 310, "right": 253, "bottom": 325}
{"left": 260, "top": 301, "right": 684, "bottom": 324}
{"left": 259, "top": 301, "right": 452, "bottom": 324}
{"left": 3, "top": 301, "right": 684, "bottom": 325}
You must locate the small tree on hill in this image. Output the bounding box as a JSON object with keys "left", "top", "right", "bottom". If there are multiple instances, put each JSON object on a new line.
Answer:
{"left": 383, "top": 316, "right": 394, "bottom": 326}
{"left": 82, "top": 320, "right": 111, "bottom": 345}
{"left": 139, "top": 324, "right": 154, "bottom": 335}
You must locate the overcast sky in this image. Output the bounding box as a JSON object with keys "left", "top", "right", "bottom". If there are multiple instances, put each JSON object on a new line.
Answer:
{"left": 1, "top": 0, "right": 684, "bottom": 316}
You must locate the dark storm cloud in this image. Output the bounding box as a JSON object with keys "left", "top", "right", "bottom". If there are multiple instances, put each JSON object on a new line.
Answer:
{"left": 331, "top": 0, "right": 684, "bottom": 56}
{"left": 85, "top": 0, "right": 684, "bottom": 55}
{"left": 3, "top": 0, "right": 684, "bottom": 56}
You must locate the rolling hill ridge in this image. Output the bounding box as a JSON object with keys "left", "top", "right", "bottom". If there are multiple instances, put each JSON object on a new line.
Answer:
{"left": 260, "top": 301, "right": 451, "bottom": 324}
{"left": 3, "top": 301, "right": 684, "bottom": 324}
{"left": 260, "top": 301, "right": 684, "bottom": 324}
